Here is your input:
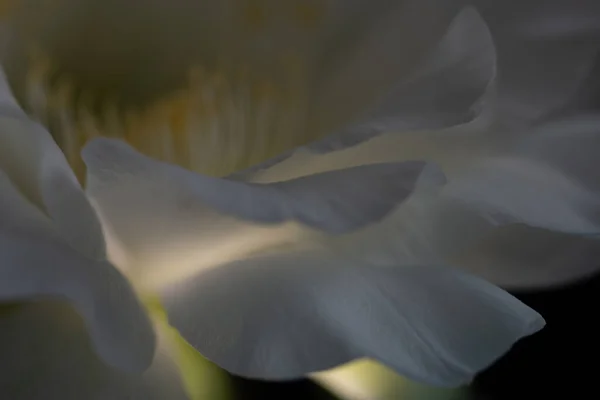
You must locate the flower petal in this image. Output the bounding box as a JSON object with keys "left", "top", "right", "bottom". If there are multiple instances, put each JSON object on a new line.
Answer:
{"left": 244, "top": 118, "right": 503, "bottom": 184}
{"left": 308, "top": 1, "right": 464, "bottom": 141}
{"left": 0, "top": 229, "right": 155, "bottom": 372}
{"left": 0, "top": 67, "right": 105, "bottom": 260}
{"left": 310, "top": 6, "right": 496, "bottom": 152}
{"left": 447, "top": 115, "right": 600, "bottom": 288}
{"left": 442, "top": 156, "right": 600, "bottom": 235}
{"left": 514, "top": 115, "right": 600, "bottom": 193}
{"left": 83, "top": 137, "right": 444, "bottom": 235}
{"left": 455, "top": 226, "right": 600, "bottom": 289}
{"left": 322, "top": 115, "right": 600, "bottom": 288}
{"left": 0, "top": 66, "right": 27, "bottom": 119}
{"left": 475, "top": 0, "right": 600, "bottom": 123}
{"left": 0, "top": 302, "right": 190, "bottom": 400}
{"left": 159, "top": 251, "right": 543, "bottom": 387}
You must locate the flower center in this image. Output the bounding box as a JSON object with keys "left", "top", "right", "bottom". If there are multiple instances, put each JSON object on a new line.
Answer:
{"left": 23, "top": 52, "right": 319, "bottom": 180}
{"left": 8, "top": 0, "right": 329, "bottom": 180}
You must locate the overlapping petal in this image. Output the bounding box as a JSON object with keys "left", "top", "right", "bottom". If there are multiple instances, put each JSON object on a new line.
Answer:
{"left": 82, "top": 137, "right": 445, "bottom": 288}
{"left": 0, "top": 229, "right": 155, "bottom": 372}
{"left": 0, "top": 69, "right": 156, "bottom": 373}
{"left": 0, "top": 302, "right": 188, "bottom": 400}
{"left": 159, "top": 251, "right": 543, "bottom": 387}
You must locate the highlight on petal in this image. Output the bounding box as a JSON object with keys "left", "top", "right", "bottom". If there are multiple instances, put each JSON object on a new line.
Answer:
{"left": 83, "top": 137, "right": 445, "bottom": 233}
{"left": 310, "top": 6, "right": 497, "bottom": 152}
{"left": 313, "top": 359, "right": 468, "bottom": 400}
{"left": 243, "top": 117, "right": 501, "bottom": 185}
{"left": 159, "top": 251, "right": 544, "bottom": 387}
{"left": 0, "top": 230, "right": 155, "bottom": 373}
{"left": 0, "top": 301, "right": 189, "bottom": 400}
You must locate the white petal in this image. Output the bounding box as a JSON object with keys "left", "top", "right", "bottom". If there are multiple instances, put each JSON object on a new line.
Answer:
{"left": 0, "top": 229, "right": 155, "bottom": 372}
{"left": 0, "top": 65, "right": 26, "bottom": 119}
{"left": 475, "top": 0, "right": 600, "bottom": 123}
{"left": 308, "top": 1, "right": 463, "bottom": 140}
{"left": 310, "top": 7, "right": 496, "bottom": 152}
{"left": 455, "top": 226, "right": 600, "bottom": 289}
{"left": 442, "top": 156, "right": 600, "bottom": 235}
{"left": 0, "top": 67, "right": 105, "bottom": 259}
{"left": 514, "top": 115, "right": 600, "bottom": 192}
{"left": 0, "top": 302, "right": 189, "bottom": 400}
{"left": 245, "top": 118, "right": 504, "bottom": 184}
{"left": 83, "top": 137, "right": 444, "bottom": 234}
{"left": 159, "top": 251, "right": 544, "bottom": 387}
{"left": 448, "top": 115, "right": 600, "bottom": 288}
{"left": 324, "top": 115, "right": 600, "bottom": 288}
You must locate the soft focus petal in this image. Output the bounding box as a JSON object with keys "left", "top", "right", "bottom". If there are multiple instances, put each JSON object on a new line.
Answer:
{"left": 0, "top": 230, "right": 155, "bottom": 372}
{"left": 0, "top": 301, "right": 189, "bottom": 400}
{"left": 449, "top": 115, "right": 600, "bottom": 288}
{"left": 475, "top": 0, "right": 600, "bottom": 123}
{"left": 322, "top": 116, "right": 600, "bottom": 288}
{"left": 442, "top": 157, "right": 600, "bottom": 235}
{"left": 514, "top": 115, "right": 600, "bottom": 193}
{"left": 310, "top": 7, "right": 496, "bottom": 152}
{"left": 455, "top": 226, "right": 600, "bottom": 289}
{"left": 159, "top": 251, "right": 543, "bottom": 387}
{"left": 245, "top": 118, "right": 506, "bottom": 184}
{"left": 0, "top": 64, "right": 26, "bottom": 118}
{"left": 82, "top": 137, "right": 446, "bottom": 289}
{"left": 83, "top": 137, "right": 445, "bottom": 234}
{"left": 0, "top": 68, "right": 105, "bottom": 259}
{"left": 308, "top": 0, "right": 462, "bottom": 139}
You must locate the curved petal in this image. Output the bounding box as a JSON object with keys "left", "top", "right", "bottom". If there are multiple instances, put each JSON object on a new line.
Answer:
{"left": 514, "top": 115, "right": 600, "bottom": 193}
{"left": 307, "top": 1, "right": 464, "bottom": 140}
{"left": 309, "top": 6, "right": 496, "bottom": 152}
{"left": 0, "top": 302, "right": 189, "bottom": 400}
{"left": 159, "top": 251, "right": 544, "bottom": 387}
{"left": 322, "top": 115, "right": 600, "bottom": 288}
{"left": 475, "top": 0, "right": 600, "bottom": 123}
{"left": 442, "top": 156, "right": 600, "bottom": 235}
{"left": 0, "top": 65, "right": 27, "bottom": 119}
{"left": 454, "top": 226, "right": 600, "bottom": 289}
{"left": 83, "top": 137, "right": 445, "bottom": 234}
{"left": 0, "top": 67, "right": 105, "bottom": 260}
{"left": 0, "top": 229, "right": 155, "bottom": 372}
{"left": 82, "top": 137, "right": 446, "bottom": 289}
{"left": 245, "top": 118, "right": 505, "bottom": 184}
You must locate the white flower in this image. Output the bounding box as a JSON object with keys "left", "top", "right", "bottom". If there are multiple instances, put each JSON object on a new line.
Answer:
{"left": 2, "top": 1, "right": 599, "bottom": 399}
